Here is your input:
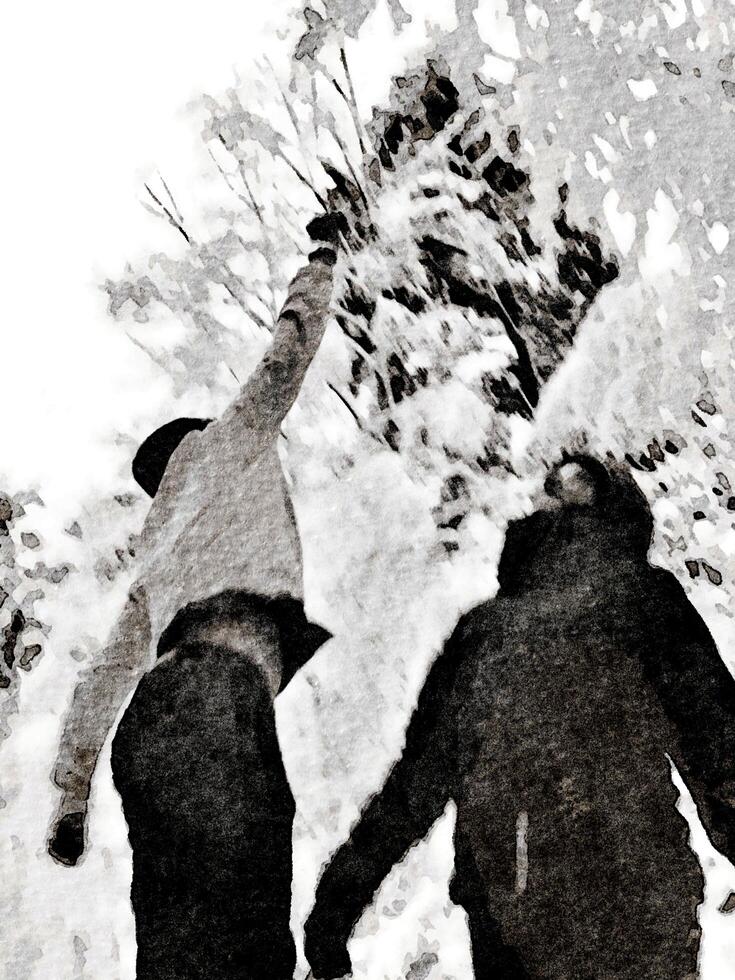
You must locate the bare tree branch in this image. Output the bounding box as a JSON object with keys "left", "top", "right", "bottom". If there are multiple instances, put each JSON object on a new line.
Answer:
{"left": 340, "top": 47, "right": 367, "bottom": 157}
{"left": 158, "top": 173, "right": 185, "bottom": 225}
{"left": 144, "top": 183, "right": 192, "bottom": 245}
{"left": 327, "top": 382, "right": 363, "bottom": 429}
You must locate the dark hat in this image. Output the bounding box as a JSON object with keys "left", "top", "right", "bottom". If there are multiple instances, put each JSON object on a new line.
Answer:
{"left": 132, "top": 417, "right": 213, "bottom": 498}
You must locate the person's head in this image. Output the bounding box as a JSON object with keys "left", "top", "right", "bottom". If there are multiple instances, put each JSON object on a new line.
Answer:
{"left": 542, "top": 455, "right": 607, "bottom": 507}
{"left": 132, "top": 417, "right": 213, "bottom": 498}
{"left": 539, "top": 453, "right": 652, "bottom": 543}
{"left": 157, "top": 590, "right": 332, "bottom": 698}
{"left": 499, "top": 454, "right": 653, "bottom": 592}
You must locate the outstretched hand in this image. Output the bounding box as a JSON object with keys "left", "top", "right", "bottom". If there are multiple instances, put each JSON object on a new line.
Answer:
{"left": 48, "top": 810, "right": 86, "bottom": 867}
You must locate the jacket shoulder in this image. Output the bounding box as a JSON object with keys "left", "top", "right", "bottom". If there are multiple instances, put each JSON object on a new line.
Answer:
{"left": 646, "top": 566, "right": 715, "bottom": 642}
{"left": 444, "top": 599, "right": 505, "bottom": 660}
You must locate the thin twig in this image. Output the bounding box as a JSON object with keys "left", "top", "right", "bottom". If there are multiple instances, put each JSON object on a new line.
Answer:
{"left": 144, "top": 183, "right": 191, "bottom": 244}
{"left": 319, "top": 63, "right": 364, "bottom": 157}
{"left": 337, "top": 318, "right": 378, "bottom": 368}
{"left": 263, "top": 55, "right": 301, "bottom": 142}
{"left": 277, "top": 152, "right": 328, "bottom": 210}
{"left": 125, "top": 332, "right": 173, "bottom": 375}
{"left": 340, "top": 47, "right": 367, "bottom": 156}
{"left": 216, "top": 135, "right": 266, "bottom": 227}
{"left": 327, "top": 382, "right": 363, "bottom": 429}
{"left": 216, "top": 118, "right": 324, "bottom": 211}
{"left": 264, "top": 57, "right": 327, "bottom": 203}
{"left": 211, "top": 140, "right": 279, "bottom": 321}
{"left": 311, "top": 76, "right": 319, "bottom": 143}
{"left": 207, "top": 147, "right": 251, "bottom": 210}
{"left": 233, "top": 232, "right": 279, "bottom": 323}
{"left": 236, "top": 160, "right": 266, "bottom": 227}
{"left": 220, "top": 279, "right": 272, "bottom": 335}
{"left": 158, "top": 173, "right": 185, "bottom": 225}
{"left": 330, "top": 131, "right": 373, "bottom": 213}
{"left": 330, "top": 74, "right": 349, "bottom": 103}
{"left": 226, "top": 362, "right": 241, "bottom": 385}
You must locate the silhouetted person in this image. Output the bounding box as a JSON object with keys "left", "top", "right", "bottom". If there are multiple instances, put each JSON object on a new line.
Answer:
{"left": 305, "top": 455, "right": 735, "bottom": 980}
{"left": 111, "top": 590, "right": 330, "bottom": 979}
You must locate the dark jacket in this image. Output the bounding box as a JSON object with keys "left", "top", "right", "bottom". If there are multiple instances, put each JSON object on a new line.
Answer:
{"left": 304, "top": 478, "right": 735, "bottom": 979}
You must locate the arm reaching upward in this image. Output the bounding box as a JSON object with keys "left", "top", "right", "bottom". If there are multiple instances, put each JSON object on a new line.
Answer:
{"left": 304, "top": 638, "right": 464, "bottom": 979}
{"left": 141, "top": 246, "right": 337, "bottom": 547}
{"left": 221, "top": 246, "right": 336, "bottom": 436}
{"left": 148, "top": 246, "right": 338, "bottom": 529}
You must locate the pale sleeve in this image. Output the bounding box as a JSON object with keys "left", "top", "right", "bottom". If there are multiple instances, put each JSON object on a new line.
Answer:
{"left": 144, "top": 249, "right": 336, "bottom": 533}
{"left": 52, "top": 584, "right": 152, "bottom": 812}
{"left": 219, "top": 249, "right": 336, "bottom": 437}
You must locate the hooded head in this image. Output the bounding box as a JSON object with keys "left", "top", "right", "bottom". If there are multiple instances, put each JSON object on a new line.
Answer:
{"left": 157, "top": 589, "right": 333, "bottom": 696}
{"left": 498, "top": 454, "right": 653, "bottom": 594}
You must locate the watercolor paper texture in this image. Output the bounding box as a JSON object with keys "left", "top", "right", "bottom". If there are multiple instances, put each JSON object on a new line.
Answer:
{"left": 3, "top": 0, "right": 735, "bottom": 977}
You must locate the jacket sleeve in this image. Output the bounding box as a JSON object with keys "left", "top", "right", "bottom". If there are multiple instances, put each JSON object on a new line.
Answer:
{"left": 304, "top": 633, "right": 465, "bottom": 979}
{"left": 52, "top": 584, "right": 152, "bottom": 815}
{"left": 138, "top": 247, "right": 336, "bottom": 546}
{"left": 219, "top": 247, "right": 336, "bottom": 438}
{"left": 647, "top": 569, "right": 735, "bottom": 860}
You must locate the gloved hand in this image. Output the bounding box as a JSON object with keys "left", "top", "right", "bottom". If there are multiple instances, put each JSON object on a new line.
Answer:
{"left": 303, "top": 916, "right": 352, "bottom": 980}
{"left": 48, "top": 808, "right": 86, "bottom": 867}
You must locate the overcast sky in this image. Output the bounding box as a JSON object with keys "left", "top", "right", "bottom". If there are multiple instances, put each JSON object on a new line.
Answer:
{"left": 1, "top": 1, "right": 304, "bottom": 516}
{"left": 1, "top": 0, "right": 464, "bottom": 521}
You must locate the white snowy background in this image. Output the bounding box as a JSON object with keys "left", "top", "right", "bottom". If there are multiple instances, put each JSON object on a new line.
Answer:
{"left": 3, "top": 1, "right": 735, "bottom": 977}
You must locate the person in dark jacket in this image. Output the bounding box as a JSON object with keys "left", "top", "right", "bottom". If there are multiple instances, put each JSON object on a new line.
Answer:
{"left": 304, "top": 455, "right": 735, "bottom": 980}
{"left": 111, "top": 589, "right": 331, "bottom": 980}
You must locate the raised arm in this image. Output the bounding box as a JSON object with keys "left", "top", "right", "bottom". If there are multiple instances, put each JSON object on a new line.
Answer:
{"left": 646, "top": 569, "right": 735, "bottom": 861}
{"left": 304, "top": 638, "right": 464, "bottom": 979}
{"left": 49, "top": 584, "right": 152, "bottom": 866}
{"left": 143, "top": 246, "right": 338, "bottom": 533}
{"left": 220, "top": 246, "right": 336, "bottom": 436}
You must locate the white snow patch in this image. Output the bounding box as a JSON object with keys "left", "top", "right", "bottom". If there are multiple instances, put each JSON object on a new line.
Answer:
{"left": 706, "top": 221, "right": 730, "bottom": 255}
{"left": 656, "top": 0, "right": 687, "bottom": 30}
{"left": 480, "top": 52, "right": 517, "bottom": 84}
{"left": 524, "top": 2, "right": 549, "bottom": 31}
{"left": 585, "top": 151, "right": 612, "bottom": 183}
{"left": 474, "top": 0, "right": 521, "bottom": 60}
{"left": 574, "top": 0, "right": 604, "bottom": 36}
{"left": 638, "top": 188, "right": 691, "bottom": 282}
{"left": 627, "top": 77, "right": 658, "bottom": 101}
{"left": 619, "top": 115, "right": 632, "bottom": 149}
{"left": 593, "top": 134, "right": 619, "bottom": 163}
{"left": 603, "top": 189, "right": 637, "bottom": 255}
